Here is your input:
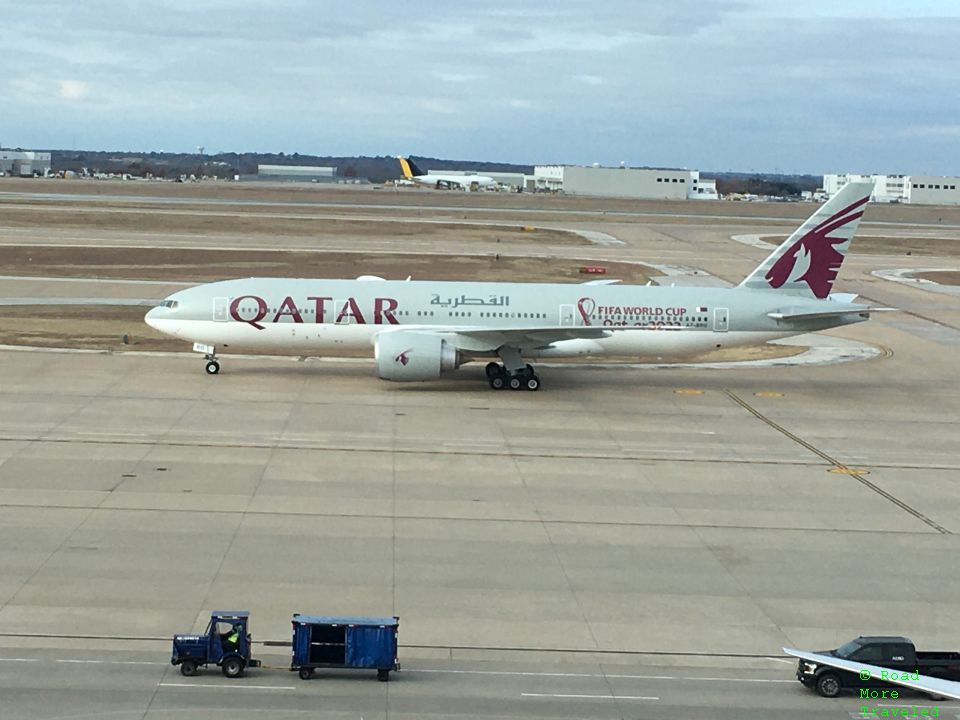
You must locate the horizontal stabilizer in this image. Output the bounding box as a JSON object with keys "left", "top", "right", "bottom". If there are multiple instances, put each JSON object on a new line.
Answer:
{"left": 769, "top": 306, "right": 868, "bottom": 321}
{"left": 581, "top": 278, "right": 622, "bottom": 285}
{"left": 769, "top": 305, "right": 895, "bottom": 321}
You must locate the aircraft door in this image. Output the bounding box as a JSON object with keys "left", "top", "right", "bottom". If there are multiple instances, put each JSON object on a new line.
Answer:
{"left": 559, "top": 304, "right": 575, "bottom": 327}
{"left": 334, "top": 299, "right": 359, "bottom": 324}
{"left": 213, "top": 297, "right": 229, "bottom": 322}
{"left": 713, "top": 307, "right": 729, "bottom": 332}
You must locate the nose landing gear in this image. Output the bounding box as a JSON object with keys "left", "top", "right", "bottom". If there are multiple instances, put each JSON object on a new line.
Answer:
{"left": 193, "top": 343, "right": 220, "bottom": 375}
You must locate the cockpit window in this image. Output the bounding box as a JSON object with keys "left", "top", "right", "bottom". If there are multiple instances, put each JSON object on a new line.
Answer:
{"left": 158, "top": 300, "right": 179, "bottom": 309}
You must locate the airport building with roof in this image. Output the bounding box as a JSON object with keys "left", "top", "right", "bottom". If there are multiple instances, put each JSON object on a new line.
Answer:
{"left": 907, "top": 175, "right": 960, "bottom": 205}
{"left": 256, "top": 164, "right": 337, "bottom": 182}
{"left": 0, "top": 150, "right": 52, "bottom": 177}
{"left": 533, "top": 165, "right": 717, "bottom": 200}
{"left": 825, "top": 173, "right": 960, "bottom": 205}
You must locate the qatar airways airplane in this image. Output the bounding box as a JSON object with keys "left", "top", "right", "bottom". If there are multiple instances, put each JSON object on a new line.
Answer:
{"left": 145, "top": 182, "right": 878, "bottom": 390}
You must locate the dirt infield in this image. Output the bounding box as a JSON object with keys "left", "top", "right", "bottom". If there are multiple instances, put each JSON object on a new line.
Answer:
{"left": 0, "top": 246, "right": 656, "bottom": 284}
{"left": 913, "top": 270, "right": 960, "bottom": 285}
{"left": 0, "top": 203, "right": 582, "bottom": 246}
{"left": 3, "top": 176, "right": 960, "bottom": 224}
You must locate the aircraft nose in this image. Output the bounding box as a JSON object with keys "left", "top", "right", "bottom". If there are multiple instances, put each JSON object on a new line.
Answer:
{"left": 144, "top": 306, "right": 161, "bottom": 329}
{"left": 145, "top": 302, "right": 182, "bottom": 337}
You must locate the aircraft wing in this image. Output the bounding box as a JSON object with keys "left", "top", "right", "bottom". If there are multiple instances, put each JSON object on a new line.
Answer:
{"left": 783, "top": 647, "right": 960, "bottom": 701}
{"left": 438, "top": 325, "right": 696, "bottom": 352}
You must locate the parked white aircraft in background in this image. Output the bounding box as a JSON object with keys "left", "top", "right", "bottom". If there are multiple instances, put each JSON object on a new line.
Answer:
{"left": 145, "top": 182, "right": 881, "bottom": 390}
{"left": 397, "top": 156, "right": 495, "bottom": 190}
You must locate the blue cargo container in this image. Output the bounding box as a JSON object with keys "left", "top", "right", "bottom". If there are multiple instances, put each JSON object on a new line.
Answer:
{"left": 291, "top": 614, "right": 399, "bottom": 681}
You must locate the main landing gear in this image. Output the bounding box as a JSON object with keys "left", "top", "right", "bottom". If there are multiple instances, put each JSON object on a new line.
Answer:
{"left": 485, "top": 362, "right": 540, "bottom": 391}
{"left": 487, "top": 346, "right": 541, "bottom": 391}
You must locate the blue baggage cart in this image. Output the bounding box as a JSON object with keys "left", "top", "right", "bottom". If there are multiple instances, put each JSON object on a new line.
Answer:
{"left": 291, "top": 614, "right": 399, "bottom": 681}
{"left": 171, "top": 610, "right": 261, "bottom": 678}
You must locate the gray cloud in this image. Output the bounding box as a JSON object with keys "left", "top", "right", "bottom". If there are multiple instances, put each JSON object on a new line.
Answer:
{"left": 2, "top": 1, "right": 958, "bottom": 173}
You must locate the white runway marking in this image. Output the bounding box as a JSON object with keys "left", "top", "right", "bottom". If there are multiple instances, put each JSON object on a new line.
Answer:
{"left": 1, "top": 656, "right": 166, "bottom": 666}
{"left": 872, "top": 268, "right": 960, "bottom": 297}
{"left": 0, "top": 274, "right": 190, "bottom": 286}
{"left": 158, "top": 682, "right": 297, "bottom": 690}
{"left": 521, "top": 692, "right": 658, "bottom": 701}
{"left": 110, "top": 660, "right": 166, "bottom": 665}
{"left": 730, "top": 234, "right": 776, "bottom": 250}
{"left": 407, "top": 668, "right": 794, "bottom": 683}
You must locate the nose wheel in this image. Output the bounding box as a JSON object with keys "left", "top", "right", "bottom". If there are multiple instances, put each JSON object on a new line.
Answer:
{"left": 485, "top": 362, "right": 539, "bottom": 391}
{"left": 203, "top": 349, "right": 220, "bottom": 375}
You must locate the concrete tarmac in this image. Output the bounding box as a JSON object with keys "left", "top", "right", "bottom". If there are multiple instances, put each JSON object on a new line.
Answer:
{"left": 1, "top": 186, "right": 959, "bottom": 718}
{"left": 0, "top": 342, "right": 957, "bottom": 651}
{"left": 3, "top": 648, "right": 958, "bottom": 720}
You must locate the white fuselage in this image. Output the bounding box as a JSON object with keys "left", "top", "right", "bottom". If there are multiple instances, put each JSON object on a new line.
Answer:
{"left": 412, "top": 173, "right": 496, "bottom": 190}
{"left": 146, "top": 317, "right": 783, "bottom": 358}
{"left": 144, "top": 278, "right": 858, "bottom": 361}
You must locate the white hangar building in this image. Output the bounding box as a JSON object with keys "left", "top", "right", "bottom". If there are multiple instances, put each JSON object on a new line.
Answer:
{"left": 533, "top": 165, "right": 717, "bottom": 200}
{"left": 825, "top": 173, "right": 960, "bottom": 205}
{"left": 256, "top": 164, "right": 337, "bottom": 182}
{"left": 0, "top": 150, "right": 52, "bottom": 177}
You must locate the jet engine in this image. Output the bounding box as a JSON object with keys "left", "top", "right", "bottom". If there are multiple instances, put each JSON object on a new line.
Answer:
{"left": 374, "top": 331, "right": 460, "bottom": 381}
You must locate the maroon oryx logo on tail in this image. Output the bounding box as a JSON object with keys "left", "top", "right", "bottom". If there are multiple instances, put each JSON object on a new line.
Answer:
{"left": 394, "top": 349, "right": 412, "bottom": 366}
{"left": 765, "top": 195, "right": 869, "bottom": 299}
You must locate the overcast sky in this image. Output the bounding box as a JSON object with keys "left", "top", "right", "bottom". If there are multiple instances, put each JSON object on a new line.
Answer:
{"left": 3, "top": 0, "right": 959, "bottom": 174}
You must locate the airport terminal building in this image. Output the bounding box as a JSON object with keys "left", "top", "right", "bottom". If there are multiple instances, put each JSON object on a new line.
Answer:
{"left": 534, "top": 165, "right": 718, "bottom": 200}
{"left": 825, "top": 172, "right": 960, "bottom": 205}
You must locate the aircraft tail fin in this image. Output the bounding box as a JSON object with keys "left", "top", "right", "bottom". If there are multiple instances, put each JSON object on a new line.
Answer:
{"left": 738, "top": 182, "right": 873, "bottom": 299}
{"left": 398, "top": 156, "right": 425, "bottom": 179}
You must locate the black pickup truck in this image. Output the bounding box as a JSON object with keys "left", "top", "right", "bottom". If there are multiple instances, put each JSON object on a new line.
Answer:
{"left": 796, "top": 636, "right": 960, "bottom": 698}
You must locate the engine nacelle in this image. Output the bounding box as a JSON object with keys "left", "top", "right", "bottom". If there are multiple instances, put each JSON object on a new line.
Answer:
{"left": 374, "top": 331, "right": 460, "bottom": 381}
